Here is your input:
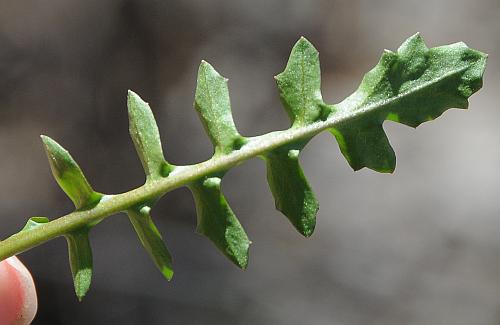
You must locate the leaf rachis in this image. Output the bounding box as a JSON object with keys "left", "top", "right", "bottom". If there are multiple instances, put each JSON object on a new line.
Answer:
{"left": 0, "top": 34, "right": 486, "bottom": 300}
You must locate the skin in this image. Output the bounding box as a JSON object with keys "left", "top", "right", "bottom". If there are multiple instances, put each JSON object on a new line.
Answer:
{"left": 0, "top": 257, "right": 37, "bottom": 325}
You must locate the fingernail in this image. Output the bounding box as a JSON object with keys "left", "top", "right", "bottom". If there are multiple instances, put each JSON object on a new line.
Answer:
{"left": 0, "top": 256, "right": 38, "bottom": 325}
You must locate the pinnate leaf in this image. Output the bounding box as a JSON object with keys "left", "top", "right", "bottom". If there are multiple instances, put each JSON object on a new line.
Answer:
{"left": 0, "top": 34, "right": 486, "bottom": 297}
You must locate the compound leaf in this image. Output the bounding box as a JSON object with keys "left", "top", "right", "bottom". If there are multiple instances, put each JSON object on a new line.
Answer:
{"left": 0, "top": 34, "right": 487, "bottom": 297}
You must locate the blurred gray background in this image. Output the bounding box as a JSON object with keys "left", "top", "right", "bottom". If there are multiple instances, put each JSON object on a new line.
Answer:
{"left": 1, "top": 0, "right": 499, "bottom": 324}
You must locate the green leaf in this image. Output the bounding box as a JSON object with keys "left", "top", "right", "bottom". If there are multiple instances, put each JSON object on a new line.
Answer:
{"left": 275, "top": 37, "right": 331, "bottom": 127}
{"left": 21, "top": 217, "right": 49, "bottom": 232}
{"left": 331, "top": 33, "right": 487, "bottom": 172}
{"left": 193, "top": 62, "right": 250, "bottom": 267}
{"left": 190, "top": 176, "right": 250, "bottom": 269}
{"left": 40, "top": 137, "right": 98, "bottom": 299}
{"left": 65, "top": 228, "right": 93, "bottom": 301}
{"left": 194, "top": 61, "right": 246, "bottom": 155}
{"left": 0, "top": 34, "right": 487, "bottom": 293}
{"left": 264, "top": 144, "right": 318, "bottom": 237}
{"left": 41, "top": 136, "right": 102, "bottom": 209}
{"left": 128, "top": 90, "right": 173, "bottom": 180}
{"left": 267, "top": 37, "right": 324, "bottom": 235}
{"left": 127, "top": 206, "right": 173, "bottom": 280}
{"left": 330, "top": 120, "right": 395, "bottom": 173}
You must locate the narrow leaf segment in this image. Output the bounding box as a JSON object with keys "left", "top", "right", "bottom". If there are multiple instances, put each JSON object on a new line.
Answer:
{"left": 265, "top": 37, "right": 324, "bottom": 236}
{"left": 128, "top": 90, "right": 173, "bottom": 179}
{"left": 194, "top": 61, "right": 247, "bottom": 155}
{"left": 127, "top": 206, "right": 173, "bottom": 280}
{"left": 41, "top": 136, "right": 102, "bottom": 209}
{"left": 65, "top": 228, "right": 93, "bottom": 301}
{"left": 264, "top": 143, "right": 318, "bottom": 237}
{"left": 127, "top": 92, "right": 174, "bottom": 278}
{"left": 190, "top": 177, "right": 250, "bottom": 269}
{"left": 41, "top": 136, "right": 101, "bottom": 300}
{"left": 275, "top": 37, "right": 330, "bottom": 127}
{"left": 0, "top": 34, "right": 486, "bottom": 299}
{"left": 192, "top": 62, "right": 250, "bottom": 267}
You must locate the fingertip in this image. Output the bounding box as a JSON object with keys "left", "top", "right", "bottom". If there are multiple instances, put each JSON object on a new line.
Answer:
{"left": 0, "top": 257, "right": 38, "bottom": 325}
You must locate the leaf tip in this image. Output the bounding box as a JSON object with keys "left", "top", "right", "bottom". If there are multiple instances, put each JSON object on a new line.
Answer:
{"left": 302, "top": 227, "right": 315, "bottom": 238}
{"left": 198, "top": 60, "right": 227, "bottom": 81}
{"left": 296, "top": 35, "right": 314, "bottom": 47}
{"left": 199, "top": 59, "right": 212, "bottom": 71}
{"left": 161, "top": 266, "right": 174, "bottom": 281}
{"left": 127, "top": 90, "right": 149, "bottom": 113}
{"left": 456, "top": 45, "right": 488, "bottom": 99}
{"left": 40, "top": 134, "right": 55, "bottom": 147}
{"left": 408, "top": 31, "right": 422, "bottom": 41}
{"left": 76, "top": 288, "right": 88, "bottom": 302}
{"left": 292, "top": 35, "right": 318, "bottom": 56}
{"left": 297, "top": 35, "right": 310, "bottom": 45}
{"left": 40, "top": 135, "right": 53, "bottom": 154}
{"left": 40, "top": 135, "right": 66, "bottom": 159}
{"left": 127, "top": 89, "right": 140, "bottom": 102}
{"left": 235, "top": 249, "right": 250, "bottom": 270}
{"left": 197, "top": 60, "right": 227, "bottom": 87}
{"left": 75, "top": 281, "right": 91, "bottom": 302}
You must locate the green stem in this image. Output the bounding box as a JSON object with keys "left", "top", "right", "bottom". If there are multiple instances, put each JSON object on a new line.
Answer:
{"left": 0, "top": 107, "right": 349, "bottom": 260}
